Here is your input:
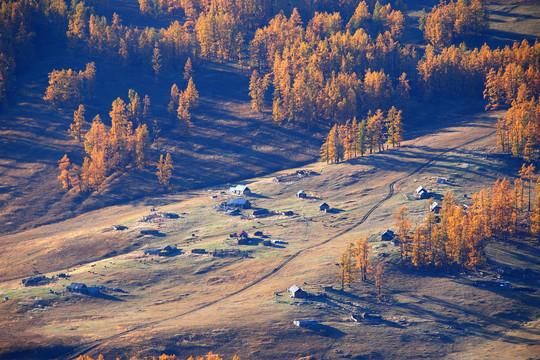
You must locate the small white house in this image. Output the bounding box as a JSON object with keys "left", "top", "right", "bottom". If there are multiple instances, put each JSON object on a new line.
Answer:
{"left": 229, "top": 185, "right": 251, "bottom": 196}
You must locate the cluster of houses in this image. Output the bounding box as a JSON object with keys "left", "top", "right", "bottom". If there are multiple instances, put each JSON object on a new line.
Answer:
{"left": 296, "top": 189, "right": 333, "bottom": 213}
{"left": 228, "top": 230, "right": 287, "bottom": 246}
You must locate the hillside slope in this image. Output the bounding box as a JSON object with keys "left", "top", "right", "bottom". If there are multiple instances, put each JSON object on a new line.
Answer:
{"left": 1, "top": 111, "right": 538, "bottom": 360}
{"left": 0, "top": 55, "right": 322, "bottom": 235}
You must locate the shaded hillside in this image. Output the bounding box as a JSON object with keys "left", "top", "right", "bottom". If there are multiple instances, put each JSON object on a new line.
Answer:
{"left": 0, "top": 54, "right": 322, "bottom": 235}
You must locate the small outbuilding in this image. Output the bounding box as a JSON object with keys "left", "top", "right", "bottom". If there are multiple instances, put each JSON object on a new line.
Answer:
{"left": 229, "top": 185, "right": 252, "bottom": 196}
{"left": 296, "top": 190, "right": 307, "bottom": 198}
{"left": 287, "top": 284, "right": 308, "bottom": 298}
{"left": 237, "top": 230, "right": 249, "bottom": 238}
{"left": 238, "top": 238, "right": 254, "bottom": 245}
{"left": 416, "top": 186, "right": 429, "bottom": 199}
{"left": 67, "top": 283, "right": 89, "bottom": 294}
{"left": 430, "top": 202, "right": 441, "bottom": 214}
{"left": 227, "top": 199, "right": 252, "bottom": 209}
{"left": 252, "top": 209, "right": 270, "bottom": 217}
{"left": 437, "top": 178, "right": 447, "bottom": 184}
{"left": 381, "top": 230, "right": 395, "bottom": 242}
{"left": 293, "top": 320, "right": 318, "bottom": 327}
{"left": 319, "top": 202, "right": 330, "bottom": 212}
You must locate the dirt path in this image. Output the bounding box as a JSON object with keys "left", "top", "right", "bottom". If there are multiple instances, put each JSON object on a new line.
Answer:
{"left": 61, "top": 127, "right": 496, "bottom": 360}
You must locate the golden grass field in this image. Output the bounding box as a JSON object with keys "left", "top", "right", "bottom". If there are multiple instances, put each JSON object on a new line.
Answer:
{"left": 1, "top": 109, "right": 539, "bottom": 359}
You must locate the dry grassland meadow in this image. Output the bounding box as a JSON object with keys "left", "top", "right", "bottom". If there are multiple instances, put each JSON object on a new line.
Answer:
{"left": 0, "top": 0, "right": 539, "bottom": 359}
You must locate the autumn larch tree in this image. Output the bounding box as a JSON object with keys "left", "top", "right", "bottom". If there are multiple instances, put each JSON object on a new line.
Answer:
{"left": 184, "top": 57, "right": 194, "bottom": 81}
{"left": 347, "top": 1, "right": 370, "bottom": 32}
{"left": 58, "top": 154, "right": 71, "bottom": 189}
{"left": 356, "top": 119, "right": 368, "bottom": 157}
{"left": 177, "top": 98, "right": 192, "bottom": 136}
{"left": 156, "top": 153, "right": 174, "bottom": 190}
{"left": 168, "top": 83, "right": 181, "bottom": 116}
{"left": 385, "top": 106, "right": 397, "bottom": 147}
{"left": 69, "top": 104, "right": 87, "bottom": 141}
{"left": 394, "top": 206, "right": 411, "bottom": 259}
{"left": 128, "top": 89, "right": 142, "bottom": 125}
{"left": 84, "top": 62, "right": 96, "bottom": 96}
{"left": 249, "top": 70, "right": 268, "bottom": 112}
{"left": 392, "top": 108, "right": 403, "bottom": 147}
{"left": 353, "top": 236, "right": 372, "bottom": 282}
{"left": 320, "top": 124, "right": 343, "bottom": 164}
{"left": 184, "top": 77, "right": 199, "bottom": 111}
{"left": 109, "top": 97, "right": 133, "bottom": 168}
{"left": 152, "top": 46, "right": 162, "bottom": 78}
{"left": 519, "top": 163, "right": 536, "bottom": 211}
{"left": 135, "top": 124, "right": 150, "bottom": 169}
{"left": 338, "top": 242, "right": 356, "bottom": 290}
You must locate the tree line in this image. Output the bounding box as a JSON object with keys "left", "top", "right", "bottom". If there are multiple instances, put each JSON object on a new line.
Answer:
{"left": 2, "top": 0, "right": 537, "bottom": 124}
{"left": 393, "top": 166, "right": 540, "bottom": 269}
{"left": 496, "top": 87, "right": 540, "bottom": 161}
{"left": 244, "top": 1, "right": 538, "bottom": 133}
{"left": 320, "top": 106, "right": 403, "bottom": 163}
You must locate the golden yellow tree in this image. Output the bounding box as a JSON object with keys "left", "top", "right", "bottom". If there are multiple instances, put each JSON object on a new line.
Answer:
{"left": 353, "top": 237, "right": 372, "bottom": 282}
{"left": 177, "top": 99, "right": 192, "bottom": 136}
{"left": 320, "top": 124, "right": 343, "bottom": 164}
{"left": 184, "top": 77, "right": 199, "bottom": 111}
{"left": 338, "top": 242, "right": 356, "bottom": 290}
{"left": 394, "top": 206, "right": 411, "bottom": 259}
{"left": 69, "top": 104, "right": 87, "bottom": 141}
{"left": 156, "top": 153, "right": 174, "bottom": 190}
{"left": 135, "top": 124, "right": 150, "bottom": 169}
{"left": 168, "top": 83, "right": 180, "bottom": 116}
{"left": 519, "top": 163, "right": 536, "bottom": 211}
{"left": 58, "top": 154, "right": 71, "bottom": 189}
{"left": 184, "top": 57, "right": 193, "bottom": 80}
